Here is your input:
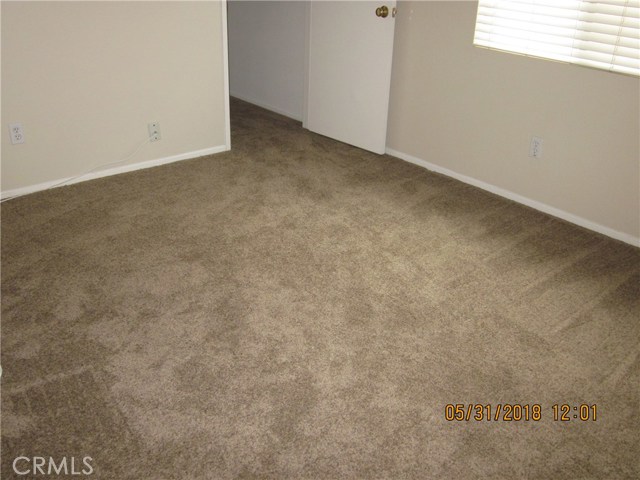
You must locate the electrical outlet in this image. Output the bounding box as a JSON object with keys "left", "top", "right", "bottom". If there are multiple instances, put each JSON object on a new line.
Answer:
{"left": 529, "top": 136, "right": 543, "bottom": 158}
{"left": 148, "top": 122, "right": 161, "bottom": 142}
{"left": 9, "top": 123, "right": 25, "bottom": 145}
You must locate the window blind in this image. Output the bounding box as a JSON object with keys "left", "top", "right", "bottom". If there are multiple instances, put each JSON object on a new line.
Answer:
{"left": 474, "top": 0, "right": 640, "bottom": 76}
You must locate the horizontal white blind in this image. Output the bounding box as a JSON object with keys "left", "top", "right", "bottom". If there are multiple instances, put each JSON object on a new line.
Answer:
{"left": 474, "top": 0, "right": 640, "bottom": 76}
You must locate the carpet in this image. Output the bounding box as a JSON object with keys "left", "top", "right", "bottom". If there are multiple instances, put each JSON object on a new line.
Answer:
{"left": 2, "top": 98, "right": 639, "bottom": 479}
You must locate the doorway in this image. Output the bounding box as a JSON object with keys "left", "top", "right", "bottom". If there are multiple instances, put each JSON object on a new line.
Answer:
{"left": 227, "top": 1, "right": 307, "bottom": 122}
{"left": 226, "top": 1, "right": 396, "bottom": 154}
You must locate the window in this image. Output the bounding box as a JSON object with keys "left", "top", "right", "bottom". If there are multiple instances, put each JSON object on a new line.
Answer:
{"left": 474, "top": 1, "right": 640, "bottom": 76}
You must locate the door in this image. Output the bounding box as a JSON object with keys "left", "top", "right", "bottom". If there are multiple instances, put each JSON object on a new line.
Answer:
{"left": 304, "top": 1, "right": 396, "bottom": 155}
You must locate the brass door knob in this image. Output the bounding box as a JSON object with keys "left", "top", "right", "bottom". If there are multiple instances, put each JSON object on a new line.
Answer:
{"left": 376, "top": 5, "right": 389, "bottom": 18}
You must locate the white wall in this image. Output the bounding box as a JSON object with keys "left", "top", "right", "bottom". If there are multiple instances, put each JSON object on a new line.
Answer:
{"left": 387, "top": 1, "right": 640, "bottom": 244}
{"left": 228, "top": 1, "right": 306, "bottom": 120}
{"left": 1, "top": 1, "right": 229, "bottom": 194}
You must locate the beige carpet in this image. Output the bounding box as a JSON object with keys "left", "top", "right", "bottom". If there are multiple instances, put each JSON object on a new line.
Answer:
{"left": 2, "top": 98, "right": 639, "bottom": 479}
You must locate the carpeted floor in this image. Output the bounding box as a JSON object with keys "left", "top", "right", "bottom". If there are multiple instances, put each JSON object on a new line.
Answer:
{"left": 1, "top": 98, "right": 639, "bottom": 479}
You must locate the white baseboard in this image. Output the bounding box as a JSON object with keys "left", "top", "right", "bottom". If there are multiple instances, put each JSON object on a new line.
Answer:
{"left": 230, "top": 92, "right": 303, "bottom": 122}
{"left": 1, "top": 145, "right": 228, "bottom": 201}
{"left": 385, "top": 148, "right": 640, "bottom": 248}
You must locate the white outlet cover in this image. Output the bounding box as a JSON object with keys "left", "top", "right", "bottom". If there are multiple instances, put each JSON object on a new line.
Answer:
{"left": 529, "top": 136, "right": 543, "bottom": 158}
{"left": 148, "top": 122, "right": 161, "bottom": 141}
{"left": 9, "top": 123, "right": 25, "bottom": 145}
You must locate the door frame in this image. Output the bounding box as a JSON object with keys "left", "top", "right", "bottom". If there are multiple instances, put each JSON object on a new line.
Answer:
{"left": 302, "top": 1, "right": 311, "bottom": 128}
{"left": 222, "top": 0, "right": 231, "bottom": 150}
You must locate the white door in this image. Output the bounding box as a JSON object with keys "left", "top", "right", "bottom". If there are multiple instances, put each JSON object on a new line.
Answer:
{"left": 304, "top": 1, "right": 396, "bottom": 155}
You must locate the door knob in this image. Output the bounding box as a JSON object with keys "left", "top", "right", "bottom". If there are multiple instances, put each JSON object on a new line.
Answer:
{"left": 376, "top": 5, "right": 389, "bottom": 18}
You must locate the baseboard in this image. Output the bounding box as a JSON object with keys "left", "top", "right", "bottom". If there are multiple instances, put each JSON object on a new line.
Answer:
{"left": 1, "top": 145, "right": 228, "bottom": 201}
{"left": 230, "top": 92, "right": 303, "bottom": 122}
{"left": 385, "top": 148, "right": 640, "bottom": 248}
